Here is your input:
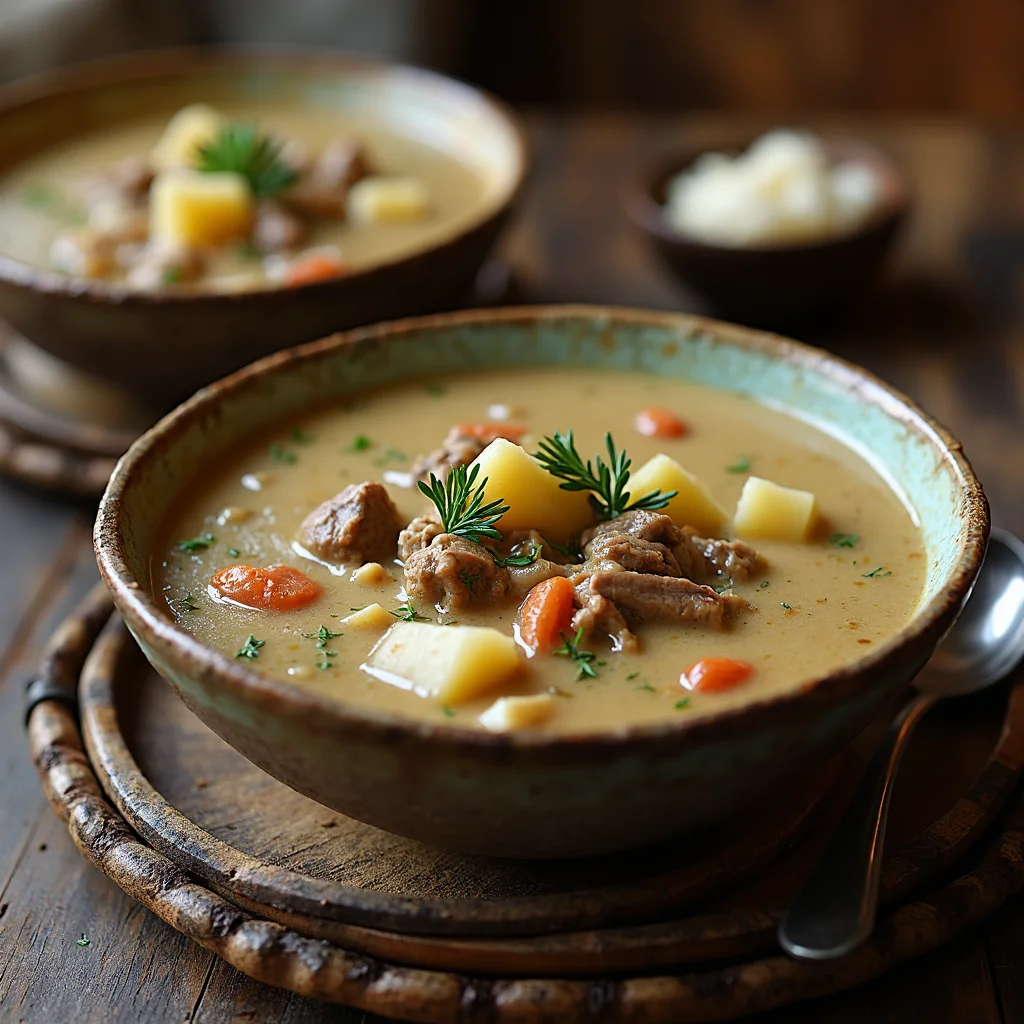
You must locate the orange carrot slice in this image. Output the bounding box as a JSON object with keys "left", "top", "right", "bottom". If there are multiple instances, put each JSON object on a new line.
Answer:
{"left": 456, "top": 422, "right": 527, "bottom": 443}
{"left": 680, "top": 658, "right": 753, "bottom": 693}
{"left": 517, "top": 576, "right": 577, "bottom": 655}
{"left": 634, "top": 407, "right": 688, "bottom": 439}
{"left": 210, "top": 564, "right": 322, "bottom": 611}
{"left": 285, "top": 252, "right": 347, "bottom": 287}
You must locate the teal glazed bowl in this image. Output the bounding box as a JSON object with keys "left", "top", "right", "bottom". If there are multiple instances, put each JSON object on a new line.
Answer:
{"left": 94, "top": 307, "right": 988, "bottom": 858}
{"left": 0, "top": 49, "right": 527, "bottom": 404}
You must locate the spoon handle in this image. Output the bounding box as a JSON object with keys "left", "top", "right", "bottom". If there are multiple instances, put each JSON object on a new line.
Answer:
{"left": 778, "top": 692, "right": 935, "bottom": 959}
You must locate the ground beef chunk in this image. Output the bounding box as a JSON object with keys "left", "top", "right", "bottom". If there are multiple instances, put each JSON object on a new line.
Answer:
{"left": 586, "top": 570, "right": 748, "bottom": 630}
{"left": 411, "top": 426, "right": 490, "bottom": 483}
{"left": 299, "top": 481, "right": 400, "bottom": 566}
{"left": 403, "top": 535, "right": 511, "bottom": 610}
{"left": 580, "top": 510, "right": 764, "bottom": 584}
{"left": 571, "top": 594, "right": 639, "bottom": 653}
{"left": 283, "top": 139, "right": 369, "bottom": 218}
{"left": 397, "top": 510, "right": 445, "bottom": 561}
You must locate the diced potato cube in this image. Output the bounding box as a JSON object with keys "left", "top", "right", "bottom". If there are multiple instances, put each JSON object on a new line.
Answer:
{"left": 351, "top": 562, "right": 390, "bottom": 585}
{"left": 629, "top": 454, "right": 728, "bottom": 535}
{"left": 151, "top": 170, "right": 254, "bottom": 248}
{"left": 151, "top": 104, "right": 224, "bottom": 170}
{"left": 470, "top": 439, "right": 593, "bottom": 543}
{"left": 342, "top": 603, "right": 394, "bottom": 630}
{"left": 347, "top": 176, "right": 430, "bottom": 223}
{"left": 733, "top": 476, "right": 817, "bottom": 542}
{"left": 479, "top": 694, "right": 555, "bottom": 732}
{"left": 363, "top": 621, "right": 522, "bottom": 704}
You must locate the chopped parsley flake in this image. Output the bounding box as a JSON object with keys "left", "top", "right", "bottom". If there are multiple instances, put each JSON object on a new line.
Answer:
{"left": 460, "top": 572, "right": 480, "bottom": 592}
{"left": 635, "top": 683, "right": 657, "bottom": 692}
{"left": 863, "top": 566, "right": 892, "bottom": 578}
{"left": 554, "top": 627, "right": 598, "bottom": 680}
{"left": 235, "top": 635, "right": 265, "bottom": 659}
{"left": 626, "top": 671, "right": 639, "bottom": 681}
{"left": 174, "top": 591, "right": 200, "bottom": 613}
{"left": 759, "top": 580, "right": 770, "bottom": 589}
{"left": 442, "top": 705, "right": 456, "bottom": 718}
{"left": 349, "top": 434, "right": 372, "bottom": 452}
{"left": 727, "top": 456, "right": 751, "bottom": 474}
{"left": 492, "top": 543, "right": 541, "bottom": 568}
{"left": 269, "top": 443, "right": 297, "bottom": 464}
{"left": 424, "top": 382, "right": 446, "bottom": 396}
{"left": 291, "top": 427, "right": 314, "bottom": 444}
{"left": 226, "top": 547, "right": 240, "bottom": 558}
{"left": 391, "top": 604, "right": 428, "bottom": 622}
{"left": 162, "top": 266, "right": 182, "bottom": 285}
{"left": 831, "top": 532, "right": 860, "bottom": 548}
{"left": 178, "top": 532, "right": 215, "bottom": 552}
{"left": 675, "top": 697, "right": 692, "bottom": 710}
{"left": 780, "top": 602, "right": 792, "bottom": 610}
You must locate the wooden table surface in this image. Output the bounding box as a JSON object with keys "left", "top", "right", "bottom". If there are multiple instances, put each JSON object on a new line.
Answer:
{"left": 2, "top": 114, "right": 1024, "bottom": 1024}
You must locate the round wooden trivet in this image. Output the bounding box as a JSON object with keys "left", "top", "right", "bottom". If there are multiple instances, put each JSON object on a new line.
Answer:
{"left": 27, "top": 589, "right": 1024, "bottom": 1021}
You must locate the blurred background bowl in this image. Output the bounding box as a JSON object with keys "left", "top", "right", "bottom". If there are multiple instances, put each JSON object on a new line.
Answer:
{"left": 626, "top": 136, "right": 909, "bottom": 328}
{"left": 0, "top": 49, "right": 528, "bottom": 405}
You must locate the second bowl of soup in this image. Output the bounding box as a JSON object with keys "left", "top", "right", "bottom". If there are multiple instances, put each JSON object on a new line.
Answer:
{"left": 94, "top": 306, "right": 987, "bottom": 857}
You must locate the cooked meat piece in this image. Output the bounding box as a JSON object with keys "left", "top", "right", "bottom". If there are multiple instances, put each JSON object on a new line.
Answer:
{"left": 49, "top": 229, "right": 118, "bottom": 279}
{"left": 83, "top": 156, "right": 154, "bottom": 207}
{"left": 403, "top": 534, "right": 510, "bottom": 610}
{"left": 411, "top": 426, "right": 490, "bottom": 482}
{"left": 506, "top": 558, "right": 566, "bottom": 601}
{"left": 283, "top": 139, "right": 370, "bottom": 218}
{"left": 252, "top": 201, "right": 309, "bottom": 253}
{"left": 123, "top": 241, "right": 206, "bottom": 290}
{"left": 299, "top": 481, "right": 401, "bottom": 567}
{"left": 571, "top": 594, "right": 639, "bottom": 653}
{"left": 397, "top": 510, "right": 445, "bottom": 561}
{"left": 681, "top": 528, "right": 764, "bottom": 583}
{"left": 581, "top": 510, "right": 764, "bottom": 584}
{"left": 587, "top": 570, "right": 748, "bottom": 630}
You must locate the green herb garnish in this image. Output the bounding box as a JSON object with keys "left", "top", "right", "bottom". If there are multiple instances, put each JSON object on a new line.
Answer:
{"left": 831, "top": 532, "right": 860, "bottom": 548}
{"left": 226, "top": 548, "right": 240, "bottom": 558}
{"left": 424, "top": 382, "right": 446, "bottom": 396}
{"left": 780, "top": 602, "right": 792, "bottom": 610}
{"left": 492, "top": 543, "right": 541, "bottom": 568}
{"left": 759, "top": 580, "right": 770, "bottom": 589}
{"left": 675, "top": 697, "right": 692, "bottom": 710}
{"left": 302, "top": 624, "right": 342, "bottom": 649}
{"left": 417, "top": 463, "right": 509, "bottom": 544}
{"left": 635, "top": 683, "right": 657, "bottom": 693}
{"left": 533, "top": 431, "right": 676, "bottom": 520}
{"left": 162, "top": 266, "right": 182, "bottom": 286}
{"left": 391, "top": 604, "right": 428, "bottom": 622}
{"left": 626, "top": 671, "right": 639, "bottom": 681}
{"left": 543, "top": 536, "right": 581, "bottom": 559}
{"left": 442, "top": 705, "right": 456, "bottom": 718}
{"left": 291, "top": 427, "right": 314, "bottom": 444}
{"left": 195, "top": 122, "right": 299, "bottom": 198}
{"left": 374, "top": 447, "right": 407, "bottom": 466}
{"left": 178, "top": 532, "right": 215, "bottom": 552}
{"left": 236, "top": 635, "right": 265, "bottom": 660}
{"left": 863, "top": 566, "right": 891, "bottom": 578}
{"left": 553, "top": 627, "right": 598, "bottom": 680}
{"left": 76, "top": 933, "right": 91, "bottom": 948}
{"left": 459, "top": 572, "right": 480, "bottom": 593}
{"left": 727, "top": 456, "right": 751, "bottom": 474}
{"left": 174, "top": 591, "right": 200, "bottom": 613}
{"left": 269, "top": 443, "right": 297, "bottom": 464}
{"left": 349, "top": 434, "right": 372, "bottom": 452}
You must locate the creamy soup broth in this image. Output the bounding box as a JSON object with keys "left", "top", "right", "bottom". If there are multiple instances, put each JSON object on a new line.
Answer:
{"left": 0, "top": 103, "right": 487, "bottom": 283}
{"left": 154, "top": 368, "right": 927, "bottom": 734}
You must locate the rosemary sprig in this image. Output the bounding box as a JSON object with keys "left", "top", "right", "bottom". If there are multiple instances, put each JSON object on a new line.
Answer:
{"left": 195, "top": 122, "right": 299, "bottom": 198}
{"left": 553, "top": 627, "right": 598, "bottom": 680}
{"left": 417, "top": 463, "right": 509, "bottom": 544}
{"left": 491, "top": 543, "right": 541, "bottom": 568}
{"left": 533, "top": 431, "right": 676, "bottom": 520}
{"left": 391, "top": 603, "right": 428, "bottom": 622}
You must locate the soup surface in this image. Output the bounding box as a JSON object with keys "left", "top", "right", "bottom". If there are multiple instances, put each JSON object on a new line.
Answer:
{"left": 154, "top": 368, "right": 927, "bottom": 734}
{"left": 0, "top": 102, "right": 487, "bottom": 290}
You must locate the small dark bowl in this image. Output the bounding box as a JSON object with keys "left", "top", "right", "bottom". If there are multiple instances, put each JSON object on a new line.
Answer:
{"left": 626, "top": 137, "right": 910, "bottom": 327}
{"left": 0, "top": 49, "right": 528, "bottom": 405}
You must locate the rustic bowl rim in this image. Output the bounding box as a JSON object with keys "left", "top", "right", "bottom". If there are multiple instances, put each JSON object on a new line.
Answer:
{"left": 0, "top": 46, "right": 530, "bottom": 305}
{"left": 625, "top": 133, "right": 911, "bottom": 256}
{"left": 94, "top": 304, "right": 989, "bottom": 755}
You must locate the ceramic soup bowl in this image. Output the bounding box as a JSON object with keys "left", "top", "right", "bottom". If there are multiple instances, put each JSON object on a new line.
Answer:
{"left": 0, "top": 49, "right": 527, "bottom": 404}
{"left": 94, "top": 306, "right": 988, "bottom": 858}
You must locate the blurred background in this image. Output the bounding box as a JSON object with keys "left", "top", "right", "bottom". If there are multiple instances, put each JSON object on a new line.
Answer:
{"left": 4, "top": 0, "right": 1024, "bottom": 118}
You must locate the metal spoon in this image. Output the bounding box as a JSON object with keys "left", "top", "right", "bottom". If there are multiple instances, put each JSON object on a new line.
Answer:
{"left": 779, "top": 528, "right": 1024, "bottom": 960}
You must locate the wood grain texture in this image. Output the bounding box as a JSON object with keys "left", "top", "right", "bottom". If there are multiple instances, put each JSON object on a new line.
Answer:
{"left": 2, "top": 114, "right": 1024, "bottom": 1021}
